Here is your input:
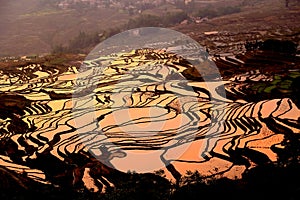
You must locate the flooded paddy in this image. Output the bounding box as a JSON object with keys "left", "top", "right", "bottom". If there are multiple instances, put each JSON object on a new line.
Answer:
{"left": 0, "top": 29, "right": 299, "bottom": 197}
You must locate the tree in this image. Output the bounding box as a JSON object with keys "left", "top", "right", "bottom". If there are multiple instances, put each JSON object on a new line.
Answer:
{"left": 51, "top": 44, "right": 66, "bottom": 54}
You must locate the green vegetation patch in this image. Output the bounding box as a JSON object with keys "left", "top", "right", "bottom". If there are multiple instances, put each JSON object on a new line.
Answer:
{"left": 197, "top": 5, "right": 241, "bottom": 19}
{"left": 249, "top": 71, "right": 300, "bottom": 104}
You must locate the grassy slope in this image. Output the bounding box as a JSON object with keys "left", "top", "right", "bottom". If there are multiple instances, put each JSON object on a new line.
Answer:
{"left": 0, "top": 0, "right": 299, "bottom": 56}
{"left": 172, "top": 0, "right": 300, "bottom": 52}
{"left": 0, "top": 0, "right": 130, "bottom": 56}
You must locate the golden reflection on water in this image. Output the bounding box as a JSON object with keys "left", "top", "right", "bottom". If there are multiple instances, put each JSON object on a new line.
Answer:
{"left": 0, "top": 48, "right": 299, "bottom": 188}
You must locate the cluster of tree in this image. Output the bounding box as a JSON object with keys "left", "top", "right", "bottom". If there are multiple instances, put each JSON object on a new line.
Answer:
{"left": 52, "top": 31, "right": 102, "bottom": 54}
{"left": 126, "top": 14, "right": 161, "bottom": 29}
{"left": 37, "top": 0, "right": 61, "bottom": 8}
{"left": 245, "top": 39, "right": 297, "bottom": 54}
{"left": 172, "top": 0, "right": 197, "bottom": 13}
{"left": 283, "top": 0, "right": 300, "bottom": 7}
{"left": 52, "top": 11, "right": 188, "bottom": 54}
{"left": 132, "top": 2, "right": 156, "bottom": 13}
{"left": 284, "top": 0, "right": 300, "bottom": 8}
{"left": 126, "top": 11, "right": 188, "bottom": 29}
{"left": 197, "top": 5, "right": 241, "bottom": 19}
